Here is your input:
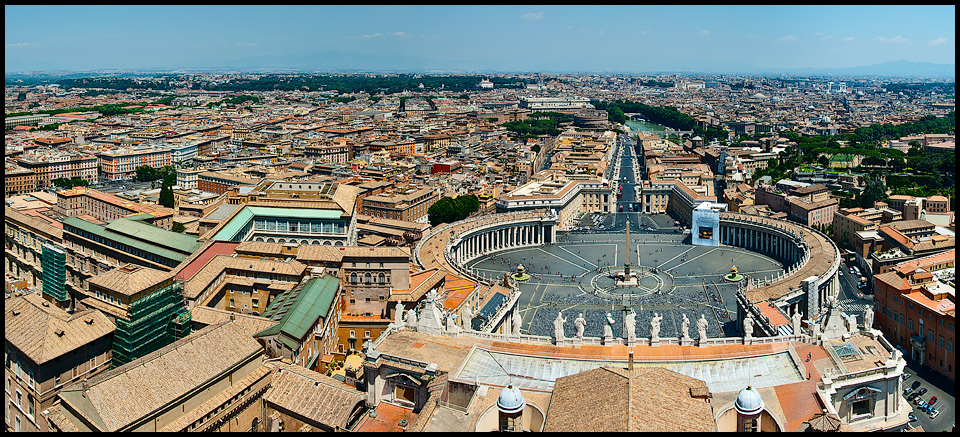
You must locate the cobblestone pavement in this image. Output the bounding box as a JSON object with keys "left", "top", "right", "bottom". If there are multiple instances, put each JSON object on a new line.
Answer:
{"left": 464, "top": 225, "right": 784, "bottom": 338}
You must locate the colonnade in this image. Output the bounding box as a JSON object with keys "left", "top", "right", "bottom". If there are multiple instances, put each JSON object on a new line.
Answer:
{"left": 720, "top": 222, "right": 802, "bottom": 266}
{"left": 452, "top": 222, "right": 555, "bottom": 265}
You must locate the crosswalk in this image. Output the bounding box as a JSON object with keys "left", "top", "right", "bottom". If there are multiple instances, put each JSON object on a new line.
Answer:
{"left": 837, "top": 298, "right": 873, "bottom": 313}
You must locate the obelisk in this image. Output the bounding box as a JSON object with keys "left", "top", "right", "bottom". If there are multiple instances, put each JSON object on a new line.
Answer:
{"left": 624, "top": 220, "right": 630, "bottom": 277}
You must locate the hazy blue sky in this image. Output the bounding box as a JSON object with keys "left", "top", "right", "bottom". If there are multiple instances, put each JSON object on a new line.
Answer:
{"left": 5, "top": 5, "right": 956, "bottom": 73}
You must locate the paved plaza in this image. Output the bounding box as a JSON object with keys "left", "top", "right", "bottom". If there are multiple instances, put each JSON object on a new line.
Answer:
{"left": 464, "top": 218, "right": 784, "bottom": 339}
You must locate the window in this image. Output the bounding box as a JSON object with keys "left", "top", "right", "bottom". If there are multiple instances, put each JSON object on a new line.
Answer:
{"left": 27, "top": 393, "right": 34, "bottom": 417}
{"left": 229, "top": 299, "right": 235, "bottom": 308}
{"left": 365, "top": 331, "right": 370, "bottom": 338}
{"left": 939, "top": 336, "right": 945, "bottom": 347}
{"left": 852, "top": 399, "right": 871, "bottom": 417}
{"left": 252, "top": 298, "right": 259, "bottom": 308}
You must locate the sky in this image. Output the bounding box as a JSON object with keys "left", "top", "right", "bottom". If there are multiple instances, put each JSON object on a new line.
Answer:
{"left": 5, "top": 5, "right": 956, "bottom": 73}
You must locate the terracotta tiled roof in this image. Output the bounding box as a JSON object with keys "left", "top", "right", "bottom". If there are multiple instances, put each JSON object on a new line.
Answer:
{"left": 5, "top": 294, "right": 115, "bottom": 365}
{"left": 264, "top": 361, "right": 365, "bottom": 430}
{"left": 87, "top": 264, "right": 172, "bottom": 296}
{"left": 545, "top": 367, "right": 715, "bottom": 432}
{"left": 57, "top": 321, "right": 263, "bottom": 431}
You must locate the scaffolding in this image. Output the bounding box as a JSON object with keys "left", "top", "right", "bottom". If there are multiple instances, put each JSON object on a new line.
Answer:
{"left": 41, "top": 244, "right": 67, "bottom": 302}
{"left": 112, "top": 281, "right": 192, "bottom": 368}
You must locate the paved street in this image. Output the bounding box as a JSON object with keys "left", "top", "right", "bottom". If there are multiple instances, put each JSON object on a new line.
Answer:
{"left": 897, "top": 358, "right": 956, "bottom": 432}
{"left": 465, "top": 136, "right": 782, "bottom": 339}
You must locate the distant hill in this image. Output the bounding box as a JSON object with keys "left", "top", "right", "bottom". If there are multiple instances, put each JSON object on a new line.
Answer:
{"left": 775, "top": 61, "right": 955, "bottom": 78}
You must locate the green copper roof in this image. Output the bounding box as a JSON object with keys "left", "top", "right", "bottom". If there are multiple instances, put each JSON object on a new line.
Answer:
{"left": 209, "top": 205, "right": 345, "bottom": 242}
{"left": 63, "top": 217, "right": 194, "bottom": 263}
{"left": 105, "top": 217, "right": 201, "bottom": 254}
{"left": 254, "top": 275, "right": 340, "bottom": 342}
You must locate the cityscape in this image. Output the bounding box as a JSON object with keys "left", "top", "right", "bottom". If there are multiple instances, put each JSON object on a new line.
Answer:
{"left": 4, "top": 5, "right": 955, "bottom": 433}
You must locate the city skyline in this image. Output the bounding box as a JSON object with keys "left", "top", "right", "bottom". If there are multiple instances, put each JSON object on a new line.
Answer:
{"left": 5, "top": 5, "right": 956, "bottom": 75}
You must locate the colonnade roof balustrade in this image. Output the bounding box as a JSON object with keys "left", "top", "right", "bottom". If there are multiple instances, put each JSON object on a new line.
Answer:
{"left": 720, "top": 212, "right": 839, "bottom": 303}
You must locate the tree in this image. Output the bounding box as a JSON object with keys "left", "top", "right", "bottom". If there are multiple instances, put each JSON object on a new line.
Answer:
{"left": 171, "top": 222, "right": 186, "bottom": 233}
{"left": 817, "top": 155, "right": 830, "bottom": 167}
{"left": 159, "top": 184, "right": 174, "bottom": 208}
{"left": 859, "top": 177, "right": 887, "bottom": 208}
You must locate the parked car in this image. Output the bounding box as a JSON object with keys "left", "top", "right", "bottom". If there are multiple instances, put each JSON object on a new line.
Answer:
{"left": 904, "top": 387, "right": 915, "bottom": 396}
{"left": 911, "top": 381, "right": 922, "bottom": 390}
{"left": 929, "top": 409, "right": 940, "bottom": 420}
{"left": 907, "top": 392, "right": 920, "bottom": 401}
{"left": 902, "top": 372, "right": 912, "bottom": 381}
{"left": 917, "top": 400, "right": 927, "bottom": 410}
{"left": 908, "top": 412, "right": 918, "bottom": 422}
{"left": 928, "top": 396, "right": 937, "bottom": 405}
{"left": 916, "top": 387, "right": 927, "bottom": 396}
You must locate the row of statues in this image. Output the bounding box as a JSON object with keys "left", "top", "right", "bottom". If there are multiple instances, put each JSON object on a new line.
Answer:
{"left": 554, "top": 310, "right": 710, "bottom": 342}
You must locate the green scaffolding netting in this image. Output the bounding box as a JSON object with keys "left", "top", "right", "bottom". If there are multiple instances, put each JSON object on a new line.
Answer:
{"left": 111, "top": 282, "right": 192, "bottom": 368}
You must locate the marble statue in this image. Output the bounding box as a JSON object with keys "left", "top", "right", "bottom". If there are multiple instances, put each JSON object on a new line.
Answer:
{"left": 792, "top": 310, "right": 802, "bottom": 335}
{"left": 394, "top": 302, "right": 405, "bottom": 326}
{"left": 554, "top": 311, "right": 566, "bottom": 341}
{"left": 743, "top": 313, "right": 754, "bottom": 339}
{"left": 863, "top": 307, "right": 874, "bottom": 330}
{"left": 603, "top": 312, "right": 614, "bottom": 339}
{"left": 512, "top": 313, "right": 522, "bottom": 336}
{"left": 649, "top": 312, "right": 662, "bottom": 341}
{"left": 574, "top": 312, "right": 586, "bottom": 338}
{"left": 446, "top": 313, "right": 461, "bottom": 334}
{"left": 624, "top": 309, "right": 637, "bottom": 341}
{"left": 405, "top": 308, "right": 418, "bottom": 329}
{"left": 680, "top": 313, "right": 691, "bottom": 340}
{"left": 697, "top": 314, "right": 709, "bottom": 340}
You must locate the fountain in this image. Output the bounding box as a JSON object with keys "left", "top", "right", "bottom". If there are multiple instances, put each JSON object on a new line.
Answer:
{"left": 723, "top": 265, "right": 744, "bottom": 282}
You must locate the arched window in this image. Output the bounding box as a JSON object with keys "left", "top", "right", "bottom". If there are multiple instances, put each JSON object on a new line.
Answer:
{"left": 364, "top": 273, "right": 372, "bottom": 284}
{"left": 379, "top": 273, "right": 386, "bottom": 283}
{"left": 351, "top": 273, "right": 357, "bottom": 284}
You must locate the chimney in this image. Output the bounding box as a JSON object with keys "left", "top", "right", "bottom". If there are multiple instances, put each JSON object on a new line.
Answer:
{"left": 628, "top": 351, "right": 634, "bottom": 370}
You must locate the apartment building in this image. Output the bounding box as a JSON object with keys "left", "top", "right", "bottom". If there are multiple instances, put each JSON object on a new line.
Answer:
{"left": 5, "top": 294, "right": 115, "bottom": 432}
{"left": 55, "top": 187, "right": 174, "bottom": 229}
{"left": 755, "top": 183, "right": 839, "bottom": 229}
{"left": 4, "top": 165, "right": 36, "bottom": 197}
{"left": 97, "top": 146, "right": 172, "bottom": 181}
{"left": 873, "top": 250, "right": 955, "bottom": 381}
{"left": 359, "top": 185, "right": 439, "bottom": 223}
{"left": 4, "top": 207, "right": 64, "bottom": 292}
{"left": 196, "top": 171, "right": 260, "bottom": 195}
{"left": 833, "top": 207, "right": 883, "bottom": 253}
{"left": 16, "top": 153, "right": 98, "bottom": 189}
{"left": 304, "top": 138, "right": 351, "bottom": 164}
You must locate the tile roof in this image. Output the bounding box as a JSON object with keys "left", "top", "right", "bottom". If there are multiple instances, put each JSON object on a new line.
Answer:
{"left": 5, "top": 294, "right": 115, "bottom": 365}
{"left": 264, "top": 361, "right": 366, "bottom": 429}
{"left": 87, "top": 264, "right": 173, "bottom": 297}
{"left": 545, "top": 367, "right": 716, "bottom": 432}
{"left": 57, "top": 321, "right": 263, "bottom": 431}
